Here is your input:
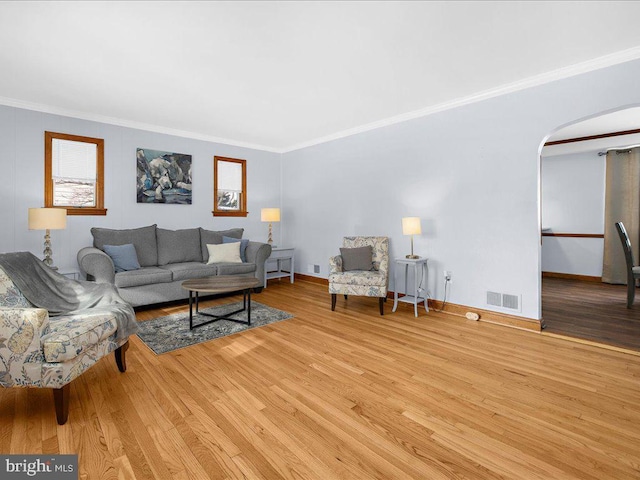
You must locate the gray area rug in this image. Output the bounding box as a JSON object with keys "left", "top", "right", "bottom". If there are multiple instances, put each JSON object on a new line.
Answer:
{"left": 136, "top": 302, "right": 294, "bottom": 354}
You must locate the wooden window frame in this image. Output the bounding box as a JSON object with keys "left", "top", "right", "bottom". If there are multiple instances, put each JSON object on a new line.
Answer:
{"left": 213, "top": 156, "right": 248, "bottom": 217}
{"left": 44, "top": 131, "right": 107, "bottom": 216}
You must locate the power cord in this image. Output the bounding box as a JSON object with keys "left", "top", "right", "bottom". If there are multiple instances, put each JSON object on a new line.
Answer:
{"left": 432, "top": 277, "right": 449, "bottom": 312}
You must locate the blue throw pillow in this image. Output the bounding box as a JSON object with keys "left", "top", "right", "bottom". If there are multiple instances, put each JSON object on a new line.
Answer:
{"left": 103, "top": 244, "right": 141, "bottom": 273}
{"left": 222, "top": 236, "right": 249, "bottom": 262}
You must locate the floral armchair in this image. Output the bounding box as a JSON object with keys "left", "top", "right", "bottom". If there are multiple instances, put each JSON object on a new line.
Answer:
{"left": 329, "top": 236, "right": 389, "bottom": 315}
{"left": 0, "top": 267, "right": 131, "bottom": 425}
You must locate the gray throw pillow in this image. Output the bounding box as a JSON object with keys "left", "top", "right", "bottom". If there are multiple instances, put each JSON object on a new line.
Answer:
{"left": 223, "top": 236, "right": 249, "bottom": 262}
{"left": 103, "top": 244, "right": 141, "bottom": 273}
{"left": 92, "top": 224, "right": 158, "bottom": 267}
{"left": 340, "top": 246, "right": 373, "bottom": 271}
{"left": 200, "top": 228, "right": 243, "bottom": 261}
{"left": 157, "top": 228, "right": 202, "bottom": 265}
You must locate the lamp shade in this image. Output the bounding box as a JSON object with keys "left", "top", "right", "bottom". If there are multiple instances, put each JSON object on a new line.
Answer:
{"left": 28, "top": 208, "right": 67, "bottom": 230}
{"left": 261, "top": 208, "right": 281, "bottom": 222}
{"left": 402, "top": 217, "right": 421, "bottom": 236}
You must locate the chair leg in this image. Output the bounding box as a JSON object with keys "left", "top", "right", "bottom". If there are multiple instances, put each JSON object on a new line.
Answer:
{"left": 53, "top": 383, "right": 70, "bottom": 425}
{"left": 344, "top": 294, "right": 348, "bottom": 300}
{"left": 379, "top": 297, "right": 384, "bottom": 315}
{"left": 627, "top": 275, "right": 636, "bottom": 309}
{"left": 331, "top": 294, "right": 337, "bottom": 311}
{"left": 115, "top": 341, "right": 129, "bottom": 373}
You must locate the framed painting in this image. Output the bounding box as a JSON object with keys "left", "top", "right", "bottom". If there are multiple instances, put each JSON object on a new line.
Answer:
{"left": 136, "top": 148, "right": 192, "bottom": 204}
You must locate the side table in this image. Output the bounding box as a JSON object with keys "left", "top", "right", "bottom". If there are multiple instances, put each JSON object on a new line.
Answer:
{"left": 392, "top": 257, "right": 429, "bottom": 317}
{"left": 264, "top": 247, "right": 295, "bottom": 287}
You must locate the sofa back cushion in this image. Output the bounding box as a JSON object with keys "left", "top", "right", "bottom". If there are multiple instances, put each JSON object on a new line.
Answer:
{"left": 92, "top": 224, "right": 158, "bottom": 267}
{"left": 199, "top": 228, "right": 243, "bottom": 262}
{"left": 157, "top": 228, "right": 202, "bottom": 265}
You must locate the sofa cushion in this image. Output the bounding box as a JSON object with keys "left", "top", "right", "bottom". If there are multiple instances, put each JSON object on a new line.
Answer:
{"left": 103, "top": 244, "right": 141, "bottom": 273}
{"left": 200, "top": 228, "right": 243, "bottom": 262}
{"left": 92, "top": 224, "right": 158, "bottom": 267}
{"left": 160, "top": 262, "right": 218, "bottom": 281}
{"left": 328, "top": 270, "right": 387, "bottom": 287}
{"left": 217, "top": 263, "right": 257, "bottom": 275}
{"left": 43, "top": 312, "right": 117, "bottom": 362}
{"left": 157, "top": 228, "right": 202, "bottom": 265}
{"left": 115, "top": 267, "right": 173, "bottom": 288}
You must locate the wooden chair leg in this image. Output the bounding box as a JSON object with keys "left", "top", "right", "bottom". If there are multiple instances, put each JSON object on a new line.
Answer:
{"left": 115, "top": 341, "right": 129, "bottom": 373}
{"left": 379, "top": 297, "right": 384, "bottom": 315}
{"left": 331, "top": 294, "right": 337, "bottom": 311}
{"left": 53, "top": 383, "right": 70, "bottom": 425}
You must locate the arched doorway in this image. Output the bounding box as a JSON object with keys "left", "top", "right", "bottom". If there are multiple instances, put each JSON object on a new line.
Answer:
{"left": 539, "top": 106, "right": 640, "bottom": 350}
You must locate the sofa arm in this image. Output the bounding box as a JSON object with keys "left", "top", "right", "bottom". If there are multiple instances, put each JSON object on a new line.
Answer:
{"left": 329, "top": 255, "right": 343, "bottom": 274}
{"left": 245, "top": 242, "right": 272, "bottom": 288}
{"left": 77, "top": 247, "right": 115, "bottom": 284}
{"left": 0, "top": 307, "right": 49, "bottom": 387}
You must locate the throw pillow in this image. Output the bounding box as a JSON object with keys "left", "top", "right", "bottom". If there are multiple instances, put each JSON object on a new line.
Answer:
{"left": 340, "top": 246, "right": 373, "bottom": 271}
{"left": 206, "top": 242, "right": 242, "bottom": 264}
{"left": 199, "top": 227, "right": 244, "bottom": 261}
{"left": 223, "top": 236, "right": 249, "bottom": 262}
{"left": 103, "top": 244, "right": 141, "bottom": 273}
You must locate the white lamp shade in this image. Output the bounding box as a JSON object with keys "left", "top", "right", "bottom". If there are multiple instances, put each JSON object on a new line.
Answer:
{"left": 402, "top": 217, "right": 422, "bottom": 235}
{"left": 261, "top": 208, "right": 281, "bottom": 222}
{"left": 28, "top": 208, "right": 67, "bottom": 230}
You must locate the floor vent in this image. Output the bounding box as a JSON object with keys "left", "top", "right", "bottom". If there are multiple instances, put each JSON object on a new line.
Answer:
{"left": 487, "top": 291, "right": 521, "bottom": 312}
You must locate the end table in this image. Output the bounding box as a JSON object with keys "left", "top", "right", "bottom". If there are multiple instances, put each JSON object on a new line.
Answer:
{"left": 392, "top": 257, "right": 429, "bottom": 317}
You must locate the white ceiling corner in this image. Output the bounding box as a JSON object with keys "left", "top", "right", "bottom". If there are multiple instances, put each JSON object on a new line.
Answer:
{"left": 2, "top": 1, "right": 640, "bottom": 153}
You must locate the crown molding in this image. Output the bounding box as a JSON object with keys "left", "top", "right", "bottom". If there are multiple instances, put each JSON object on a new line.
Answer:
{"left": 281, "top": 45, "right": 640, "bottom": 153}
{"left": 0, "top": 96, "right": 281, "bottom": 153}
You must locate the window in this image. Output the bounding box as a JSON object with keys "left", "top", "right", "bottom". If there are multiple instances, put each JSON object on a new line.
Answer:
{"left": 45, "top": 131, "right": 106, "bottom": 215}
{"left": 213, "top": 156, "right": 247, "bottom": 217}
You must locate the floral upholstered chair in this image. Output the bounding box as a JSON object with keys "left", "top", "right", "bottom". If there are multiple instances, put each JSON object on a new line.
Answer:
{"left": 0, "top": 267, "right": 132, "bottom": 425}
{"left": 329, "top": 236, "right": 389, "bottom": 315}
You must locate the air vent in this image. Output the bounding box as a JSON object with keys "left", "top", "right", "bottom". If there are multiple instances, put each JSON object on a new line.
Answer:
{"left": 487, "top": 291, "right": 521, "bottom": 312}
{"left": 487, "top": 291, "right": 502, "bottom": 306}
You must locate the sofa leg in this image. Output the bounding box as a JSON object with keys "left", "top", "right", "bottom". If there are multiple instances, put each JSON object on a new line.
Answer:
{"left": 253, "top": 287, "right": 264, "bottom": 294}
{"left": 53, "top": 384, "right": 70, "bottom": 425}
{"left": 379, "top": 297, "right": 384, "bottom": 315}
{"left": 115, "top": 341, "right": 129, "bottom": 373}
{"left": 331, "top": 294, "right": 337, "bottom": 311}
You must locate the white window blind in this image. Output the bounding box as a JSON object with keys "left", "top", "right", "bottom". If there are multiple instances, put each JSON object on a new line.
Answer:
{"left": 52, "top": 139, "right": 97, "bottom": 180}
{"left": 217, "top": 161, "right": 242, "bottom": 192}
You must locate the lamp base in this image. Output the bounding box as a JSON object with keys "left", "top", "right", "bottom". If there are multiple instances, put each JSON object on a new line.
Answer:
{"left": 405, "top": 254, "right": 420, "bottom": 259}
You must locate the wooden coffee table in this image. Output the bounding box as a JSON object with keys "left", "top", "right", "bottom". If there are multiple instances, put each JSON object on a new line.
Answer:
{"left": 181, "top": 276, "right": 260, "bottom": 330}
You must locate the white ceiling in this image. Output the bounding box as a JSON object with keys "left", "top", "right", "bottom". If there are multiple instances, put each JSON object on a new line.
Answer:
{"left": 2, "top": 1, "right": 640, "bottom": 152}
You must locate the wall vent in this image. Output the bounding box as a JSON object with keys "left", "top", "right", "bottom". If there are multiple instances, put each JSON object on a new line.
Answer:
{"left": 487, "top": 291, "right": 521, "bottom": 312}
{"left": 487, "top": 291, "right": 502, "bottom": 306}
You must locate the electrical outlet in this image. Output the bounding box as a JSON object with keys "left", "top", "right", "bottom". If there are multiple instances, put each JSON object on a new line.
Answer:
{"left": 444, "top": 270, "right": 452, "bottom": 283}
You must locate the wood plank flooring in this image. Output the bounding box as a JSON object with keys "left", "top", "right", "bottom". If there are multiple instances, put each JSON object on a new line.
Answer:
{"left": 542, "top": 277, "right": 640, "bottom": 351}
{"left": 2, "top": 279, "right": 640, "bottom": 479}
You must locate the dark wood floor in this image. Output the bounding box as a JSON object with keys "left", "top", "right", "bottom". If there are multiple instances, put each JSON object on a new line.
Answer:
{"left": 542, "top": 277, "right": 640, "bottom": 351}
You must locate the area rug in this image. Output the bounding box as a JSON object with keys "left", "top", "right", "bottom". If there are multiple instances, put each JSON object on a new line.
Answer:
{"left": 136, "top": 302, "right": 294, "bottom": 354}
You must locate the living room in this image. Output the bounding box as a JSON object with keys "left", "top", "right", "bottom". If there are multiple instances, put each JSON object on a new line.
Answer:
{"left": 2, "top": 2, "right": 640, "bottom": 479}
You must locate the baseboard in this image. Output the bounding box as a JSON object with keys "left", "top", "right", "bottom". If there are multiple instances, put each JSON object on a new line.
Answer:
{"left": 542, "top": 271, "right": 602, "bottom": 282}
{"left": 294, "top": 273, "right": 542, "bottom": 332}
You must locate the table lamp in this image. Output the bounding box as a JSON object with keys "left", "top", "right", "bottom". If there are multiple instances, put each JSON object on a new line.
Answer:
{"left": 261, "top": 208, "right": 280, "bottom": 246}
{"left": 402, "top": 216, "right": 421, "bottom": 259}
{"left": 28, "top": 208, "right": 67, "bottom": 270}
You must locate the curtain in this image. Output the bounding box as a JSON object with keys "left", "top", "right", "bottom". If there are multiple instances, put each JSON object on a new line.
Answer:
{"left": 602, "top": 147, "right": 640, "bottom": 284}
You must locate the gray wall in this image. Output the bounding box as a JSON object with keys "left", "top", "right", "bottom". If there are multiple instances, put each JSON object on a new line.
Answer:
{"left": 281, "top": 59, "right": 640, "bottom": 320}
{"left": 0, "top": 105, "right": 282, "bottom": 272}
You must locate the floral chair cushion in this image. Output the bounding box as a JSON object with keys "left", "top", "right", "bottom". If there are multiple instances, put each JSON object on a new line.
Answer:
{"left": 42, "top": 313, "right": 117, "bottom": 363}
{"left": 0, "top": 267, "right": 32, "bottom": 308}
{"left": 329, "top": 270, "right": 387, "bottom": 287}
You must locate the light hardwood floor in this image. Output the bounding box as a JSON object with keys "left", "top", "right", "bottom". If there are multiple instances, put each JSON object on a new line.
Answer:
{"left": 2, "top": 279, "right": 640, "bottom": 479}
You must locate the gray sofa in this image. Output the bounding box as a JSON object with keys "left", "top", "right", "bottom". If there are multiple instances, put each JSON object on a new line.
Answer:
{"left": 77, "top": 224, "right": 271, "bottom": 307}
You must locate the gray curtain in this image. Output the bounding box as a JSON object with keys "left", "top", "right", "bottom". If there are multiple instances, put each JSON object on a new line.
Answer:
{"left": 602, "top": 147, "right": 640, "bottom": 284}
